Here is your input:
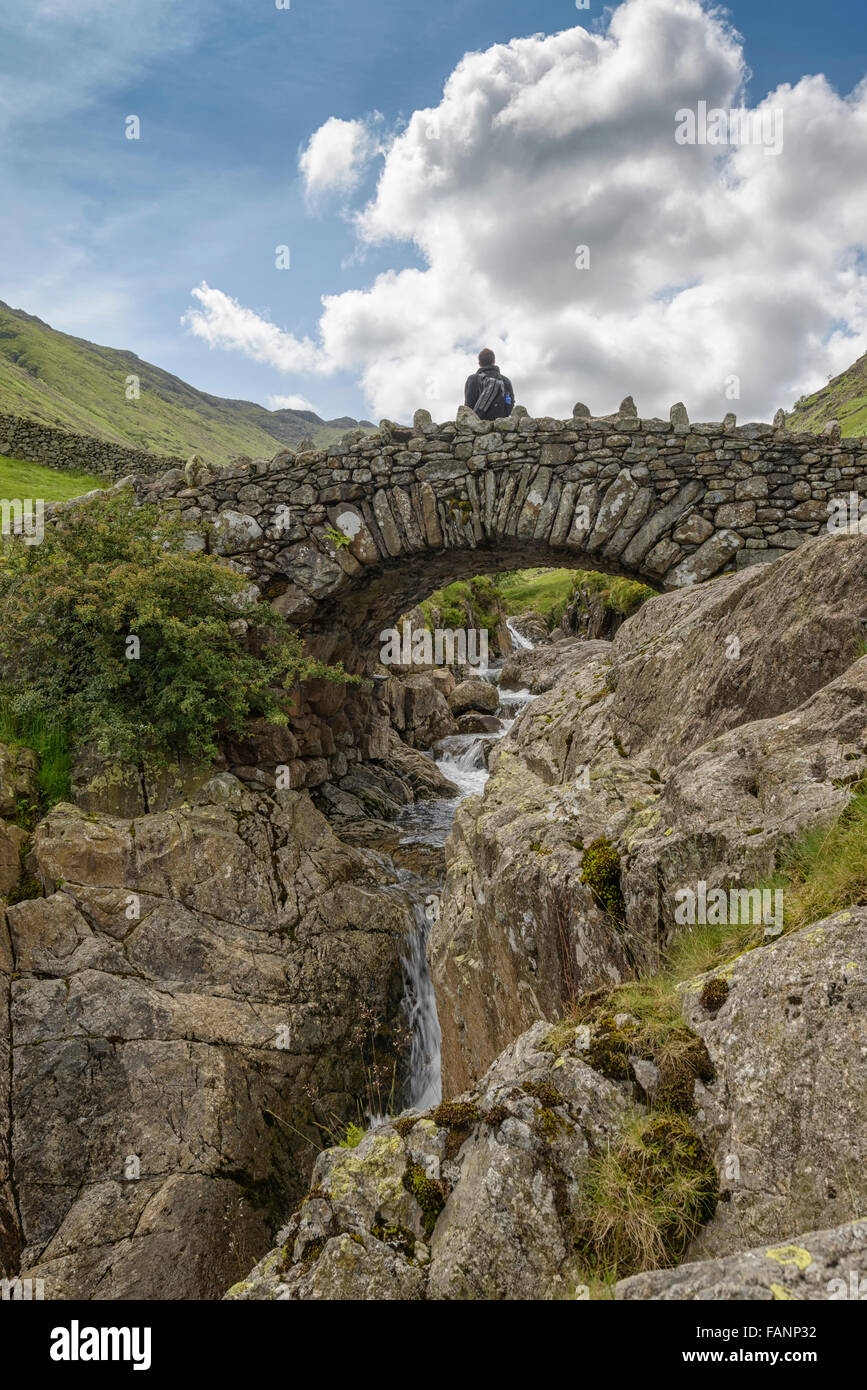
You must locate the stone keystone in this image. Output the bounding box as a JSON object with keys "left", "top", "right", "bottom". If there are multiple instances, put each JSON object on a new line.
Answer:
{"left": 413, "top": 408, "right": 433, "bottom": 431}
{"left": 572, "top": 402, "right": 591, "bottom": 418}
{"left": 723, "top": 413, "right": 737, "bottom": 429}
{"left": 773, "top": 409, "right": 787, "bottom": 428}
{"left": 618, "top": 396, "right": 638, "bottom": 417}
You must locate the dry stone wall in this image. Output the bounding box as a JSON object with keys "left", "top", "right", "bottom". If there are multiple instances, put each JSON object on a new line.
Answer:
{"left": 0, "top": 410, "right": 183, "bottom": 480}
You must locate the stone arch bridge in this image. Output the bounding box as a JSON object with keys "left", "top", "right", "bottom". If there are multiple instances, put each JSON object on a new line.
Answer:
{"left": 145, "top": 400, "right": 863, "bottom": 669}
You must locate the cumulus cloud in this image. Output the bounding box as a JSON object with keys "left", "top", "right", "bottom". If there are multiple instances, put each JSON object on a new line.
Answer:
{"left": 184, "top": 0, "right": 867, "bottom": 422}
{"left": 299, "top": 116, "right": 382, "bottom": 201}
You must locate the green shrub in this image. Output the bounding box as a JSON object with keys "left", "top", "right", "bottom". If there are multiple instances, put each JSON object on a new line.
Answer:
{"left": 419, "top": 574, "right": 501, "bottom": 635}
{"left": 0, "top": 491, "right": 354, "bottom": 791}
{"left": 570, "top": 570, "right": 656, "bottom": 618}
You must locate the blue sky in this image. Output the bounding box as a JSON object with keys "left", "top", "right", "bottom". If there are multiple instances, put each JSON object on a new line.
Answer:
{"left": 1, "top": 0, "right": 866, "bottom": 423}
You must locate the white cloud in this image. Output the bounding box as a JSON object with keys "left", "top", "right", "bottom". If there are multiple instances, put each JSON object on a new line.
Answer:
{"left": 268, "top": 393, "right": 317, "bottom": 412}
{"left": 183, "top": 0, "right": 867, "bottom": 422}
{"left": 182, "top": 283, "right": 330, "bottom": 374}
{"left": 299, "top": 116, "right": 382, "bottom": 201}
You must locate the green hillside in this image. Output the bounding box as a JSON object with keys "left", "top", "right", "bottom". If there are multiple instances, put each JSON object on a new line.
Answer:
{"left": 786, "top": 351, "right": 867, "bottom": 437}
{"left": 0, "top": 300, "right": 374, "bottom": 467}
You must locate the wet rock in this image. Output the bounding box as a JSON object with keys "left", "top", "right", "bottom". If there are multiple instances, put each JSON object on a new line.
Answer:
{"left": 447, "top": 679, "right": 499, "bottom": 716}
{"left": 507, "top": 611, "right": 548, "bottom": 645}
{"left": 455, "top": 713, "right": 502, "bottom": 735}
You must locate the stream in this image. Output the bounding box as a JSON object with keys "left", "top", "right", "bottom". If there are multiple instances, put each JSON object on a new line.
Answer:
{"left": 390, "top": 618, "right": 538, "bottom": 1112}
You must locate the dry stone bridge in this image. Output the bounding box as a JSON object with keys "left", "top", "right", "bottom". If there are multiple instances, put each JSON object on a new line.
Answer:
{"left": 146, "top": 399, "right": 864, "bottom": 668}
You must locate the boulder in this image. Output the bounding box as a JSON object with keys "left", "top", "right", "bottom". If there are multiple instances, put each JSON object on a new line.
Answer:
{"left": 447, "top": 679, "right": 499, "bottom": 716}
{"left": 376, "top": 728, "right": 459, "bottom": 801}
{"left": 455, "top": 714, "right": 502, "bottom": 736}
{"left": 680, "top": 908, "right": 867, "bottom": 1259}
{"left": 399, "top": 675, "right": 457, "bottom": 748}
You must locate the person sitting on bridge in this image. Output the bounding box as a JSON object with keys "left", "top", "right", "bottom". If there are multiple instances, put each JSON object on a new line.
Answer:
{"left": 464, "top": 348, "right": 515, "bottom": 420}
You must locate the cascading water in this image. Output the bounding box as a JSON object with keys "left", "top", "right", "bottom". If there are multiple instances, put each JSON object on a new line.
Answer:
{"left": 394, "top": 620, "right": 538, "bottom": 1110}
{"left": 506, "top": 617, "right": 535, "bottom": 652}
{"left": 399, "top": 893, "right": 442, "bottom": 1110}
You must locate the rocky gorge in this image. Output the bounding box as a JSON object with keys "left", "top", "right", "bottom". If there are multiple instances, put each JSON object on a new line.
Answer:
{"left": 226, "top": 528, "right": 867, "bottom": 1301}
{"left": 1, "top": 480, "right": 865, "bottom": 1301}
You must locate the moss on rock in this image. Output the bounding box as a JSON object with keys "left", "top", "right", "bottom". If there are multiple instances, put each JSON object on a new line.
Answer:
{"left": 402, "top": 1163, "right": 447, "bottom": 1238}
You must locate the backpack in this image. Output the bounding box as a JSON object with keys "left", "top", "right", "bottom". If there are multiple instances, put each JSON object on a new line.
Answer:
{"left": 473, "top": 371, "right": 509, "bottom": 419}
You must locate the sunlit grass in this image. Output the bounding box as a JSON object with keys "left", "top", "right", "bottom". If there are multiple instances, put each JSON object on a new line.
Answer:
{"left": 0, "top": 453, "right": 107, "bottom": 503}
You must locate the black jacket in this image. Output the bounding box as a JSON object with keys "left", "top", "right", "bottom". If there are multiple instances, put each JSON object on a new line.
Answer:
{"left": 464, "top": 364, "right": 515, "bottom": 419}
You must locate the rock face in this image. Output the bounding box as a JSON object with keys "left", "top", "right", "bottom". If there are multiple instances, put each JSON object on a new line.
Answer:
{"left": 681, "top": 908, "right": 867, "bottom": 1260}
{"left": 225, "top": 1023, "right": 627, "bottom": 1301}
{"left": 386, "top": 673, "right": 457, "bottom": 749}
{"left": 0, "top": 776, "right": 416, "bottom": 1298}
{"left": 500, "top": 635, "right": 602, "bottom": 693}
{"left": 559, "top": 586, "right": 632, "bottom": 642}
{"left": 617, "top": 1220, "right": 867, "bottom": 1301}
{"left": 431, "top": 533, "right": 867, "bottom": 1094}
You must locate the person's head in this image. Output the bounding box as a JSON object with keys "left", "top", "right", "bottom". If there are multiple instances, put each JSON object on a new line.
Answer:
{"left": 478, "top": 348, "right": 496, "bottom": 368}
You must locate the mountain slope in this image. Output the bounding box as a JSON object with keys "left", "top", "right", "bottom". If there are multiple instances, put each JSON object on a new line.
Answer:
{"left": 0, "top": 301, "right": 373, "bottom": 466}
{"left": 786, "top": 351, "right": 867, "bottom": 437}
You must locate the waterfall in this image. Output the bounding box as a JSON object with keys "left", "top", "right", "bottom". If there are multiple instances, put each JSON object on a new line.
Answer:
{"left": 394, "top": 655, "right": 538, "bottom": 1114}
{"left": 506, "top": 617, "right": 536, "bottom": 651}
{"left": 400, "top": 898, "right": 443, "bottom": 1110}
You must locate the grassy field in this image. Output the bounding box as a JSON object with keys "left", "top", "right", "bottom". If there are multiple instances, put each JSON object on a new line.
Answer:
{"left": 494, "top": 567, "right": 580, "bottom": 625}
{"left": 0, "top": 453, "right": 107, "bottom": 502}
{"left": 496, "top": 567, "right": 656, "bottom": 627}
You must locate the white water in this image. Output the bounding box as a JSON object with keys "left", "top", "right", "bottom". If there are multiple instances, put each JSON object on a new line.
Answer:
{"left": 506, "top": 617, "right": 535, "bottom": 651}
{"left": 400, "top": 894, "right": 443, "bottom": 1110}
{"left": 395, "top": 624, "right": 538, "bottom": 1109}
